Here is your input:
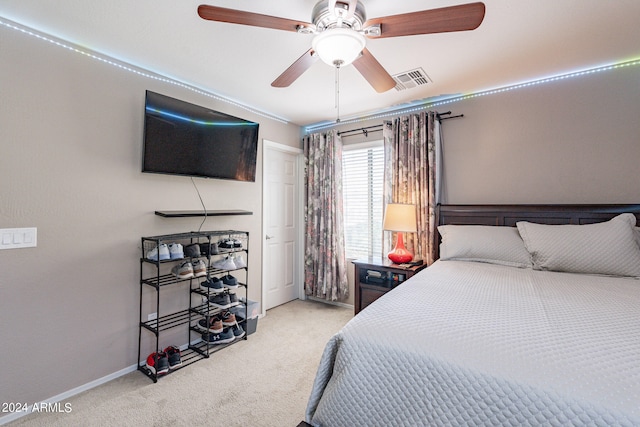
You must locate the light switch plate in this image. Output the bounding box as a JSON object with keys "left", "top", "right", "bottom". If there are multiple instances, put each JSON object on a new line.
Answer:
{"left": 0, "top": 228, "right": 37, "bottom": 250}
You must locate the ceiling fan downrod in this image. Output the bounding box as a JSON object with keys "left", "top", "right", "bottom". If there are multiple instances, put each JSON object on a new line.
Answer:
{"left": 334, "top": 60, "right": 343, "bottom": 123}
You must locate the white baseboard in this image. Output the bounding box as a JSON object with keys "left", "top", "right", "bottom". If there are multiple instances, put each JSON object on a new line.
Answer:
{"left": 0, "top": 364, "right": 137, "bottom": 426}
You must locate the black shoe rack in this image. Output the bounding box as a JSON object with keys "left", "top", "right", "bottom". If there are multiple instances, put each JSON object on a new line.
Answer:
{"left": 137, "top": 230, "right": 249, "bottom": 382}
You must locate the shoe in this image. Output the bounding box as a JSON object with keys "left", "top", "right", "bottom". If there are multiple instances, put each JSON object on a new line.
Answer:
{"left": 218, "top": 239, "right": 232, "bottom": 249}
{"left": 222, "top": 274, "right": 238, "bottom": 289}
{"left": 145, "top": 352, "right": 169, "bottom": 375}
{"left": 184, "top": 243, "right": 201, "bottom": 258}
{"left": 202, "top": 329, "right": 235, "bottom": 345}
{"left": 200, "top": 277, "right": 224, "bottom": 293}
{"left": 200, "top": 242, "right": 219, "bottom": 256}
{"left": 232, "top": 254, "right": 247, "bottom": 269}
{"left": 228, "top": 292, "right": 239, "bottom": 307}
{"left": 220, "top": 310, "right": 237, "bottom": 326}
{"left": 147, "top": 244, "right": 170, "bottom": 261}
{"left": 168, "top": 243, "right": 184, "bottom": 260}
{"left": 231, "top": 324, "right": 245, "bottom": 339}
{"left": 192, "top": 259, "right": 207, "bottom": 277}
{"left": 197, "top": 316, "right": 223, "bottom": 333}
{"left": 212, "top": 256, "right": 236, "bottom": 271}
{"left": 171, "top": 261, "right": 194, "bottom": 279}
{"left": 208, "top": 293, "right": 232, "bottom": 309}
{"left": 218, "top": 238, "right": 242, "bottom": 249}
{"left": 163, "top": 346, "right": 182, "bottom": 370}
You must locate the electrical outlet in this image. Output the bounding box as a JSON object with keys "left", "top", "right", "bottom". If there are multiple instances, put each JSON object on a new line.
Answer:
{"left": 148, "top": 312, "right": 157, "bottom": 321}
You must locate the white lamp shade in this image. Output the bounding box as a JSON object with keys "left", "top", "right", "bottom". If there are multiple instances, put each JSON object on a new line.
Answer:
{"left": 383, "top": 203, "right": 417, "bottom": 232}
{"left": 312, "top": 28, "right": 366, "bottom": 66}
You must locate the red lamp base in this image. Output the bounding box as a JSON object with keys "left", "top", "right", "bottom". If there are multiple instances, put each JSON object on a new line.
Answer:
{"left": 387, "top": 232, "right": 413, "bottom": 264}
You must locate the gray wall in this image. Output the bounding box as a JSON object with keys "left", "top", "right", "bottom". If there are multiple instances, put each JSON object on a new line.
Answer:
{"left": 441, "top": 64, "right": 640, "bottom": 204}
{"left": 0, "top": 25, "right": 300, "bottom": 406}
{"left": 335, "top": 63, "right": 640, "bottom": 204}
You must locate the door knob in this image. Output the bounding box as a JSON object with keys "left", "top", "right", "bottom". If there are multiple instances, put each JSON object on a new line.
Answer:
{"left": 266, "top": 235, "right": 275, "bottom": 240}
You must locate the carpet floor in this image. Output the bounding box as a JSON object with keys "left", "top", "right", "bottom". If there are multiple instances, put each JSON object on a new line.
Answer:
{"left": 8, "top": 299, "right": 352, "bottom": 427}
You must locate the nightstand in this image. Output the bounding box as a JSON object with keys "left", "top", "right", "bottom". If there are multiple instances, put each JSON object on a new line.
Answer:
{"left": 352, "top": 257, "right": 428, "bottom": 315}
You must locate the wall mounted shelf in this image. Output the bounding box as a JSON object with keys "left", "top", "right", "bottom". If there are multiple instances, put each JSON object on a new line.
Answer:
{"left": 155, "top": 210, "right": 253, "bottom": 218}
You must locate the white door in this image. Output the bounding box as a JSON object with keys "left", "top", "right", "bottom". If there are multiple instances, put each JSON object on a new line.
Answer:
{"left": 263, "top": 141, "right": 302, "bottom": 310}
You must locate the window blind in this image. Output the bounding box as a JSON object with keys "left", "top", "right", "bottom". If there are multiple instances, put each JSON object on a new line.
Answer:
{"left": 342, "top": 143, "right": 384, "bottom": 259}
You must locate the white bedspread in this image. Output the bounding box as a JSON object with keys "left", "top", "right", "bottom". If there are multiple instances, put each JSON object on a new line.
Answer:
{"left": 306, "top": 260, "right": 640, "bottom": 426}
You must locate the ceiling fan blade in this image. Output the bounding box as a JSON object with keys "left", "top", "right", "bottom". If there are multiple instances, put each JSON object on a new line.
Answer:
{"left": 352, "top": 48, "right": 396, "bottom": 93}
{"left": 198, "top": 5, "right": 314, "bottom": 33}
{"left": 364, "top": 2, "right": 485, "bottom": 38}
{"left": 271, "top": 48, "right": 319, "bottom": 88}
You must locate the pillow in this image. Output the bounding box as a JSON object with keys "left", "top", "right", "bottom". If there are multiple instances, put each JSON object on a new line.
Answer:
{"left": 438, "top": 225, "right": 532, "bottom": 268}
{"left": 516, "top": 213, "right": 640, "bottom": 277}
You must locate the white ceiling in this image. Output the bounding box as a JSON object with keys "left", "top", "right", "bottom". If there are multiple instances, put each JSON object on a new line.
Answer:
{"left": 1, "top": 0, "right": 639, "bottom": 126}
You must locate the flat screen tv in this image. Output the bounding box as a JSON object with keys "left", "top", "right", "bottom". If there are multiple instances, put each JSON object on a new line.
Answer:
{"left": 142, "top": 90, "right": 260, "bottom": 182}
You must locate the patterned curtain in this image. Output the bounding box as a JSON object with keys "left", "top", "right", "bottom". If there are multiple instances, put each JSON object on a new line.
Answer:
{"left": 302, "top": 130, "right": 349, "bottom": 301}
{"left": 383, "top": 111, "right": 440, "bottom": 265}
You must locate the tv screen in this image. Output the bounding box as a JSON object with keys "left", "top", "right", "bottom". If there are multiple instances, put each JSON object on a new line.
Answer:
{"left": 142, "top": 91, "right": 259, "bottom": 182}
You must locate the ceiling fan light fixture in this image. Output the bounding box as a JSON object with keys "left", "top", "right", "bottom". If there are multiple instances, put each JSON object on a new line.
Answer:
{"left": 312, "top": 28, "right": 365, "bottom": 67}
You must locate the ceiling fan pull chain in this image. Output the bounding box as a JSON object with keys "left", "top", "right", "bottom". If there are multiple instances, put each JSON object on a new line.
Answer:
{"left": 335, "top": 62, "right": 341, "bottom": 123}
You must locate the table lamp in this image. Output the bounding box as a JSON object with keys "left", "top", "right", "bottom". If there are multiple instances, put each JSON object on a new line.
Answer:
{"left": 383, "top": 203, "right": 417, "bottom": 264}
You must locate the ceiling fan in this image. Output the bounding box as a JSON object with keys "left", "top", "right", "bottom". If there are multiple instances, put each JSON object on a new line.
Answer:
{"left": 198, "top": 1, "right": 485, "bottom": 93}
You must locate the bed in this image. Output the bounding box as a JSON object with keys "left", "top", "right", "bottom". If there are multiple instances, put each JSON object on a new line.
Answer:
{"left": 305, "top": 204, "right": 640, "bottom": 427}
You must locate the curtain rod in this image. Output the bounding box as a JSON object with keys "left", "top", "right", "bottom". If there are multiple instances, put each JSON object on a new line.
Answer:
{"left": 337, "top": 111, "right": 463, "bottom": 137}
{"left": 338, "top": 124, "right": 383, "bottom": 137}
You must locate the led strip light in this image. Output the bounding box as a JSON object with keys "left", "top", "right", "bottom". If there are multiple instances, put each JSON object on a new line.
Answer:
{"left": 305, "top": 58, "right": 640, "bottom": 133}
{"left": 3, "top": 17, "right": 638, "bottom": 132}
{"left": 0, "top": 17, "right": 290, "bottom": 125}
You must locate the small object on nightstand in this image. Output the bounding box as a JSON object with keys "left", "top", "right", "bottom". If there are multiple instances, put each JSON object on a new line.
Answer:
{"left": 396, "top": 260, "right": 424, "bottom": 268}
{"left": 353, "top": 258, "right": 428, "bottom": 315}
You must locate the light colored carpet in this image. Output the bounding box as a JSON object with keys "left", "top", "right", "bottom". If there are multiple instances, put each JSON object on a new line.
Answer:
{"left": 8, "top": 299, "right": 352, "bottom": 427}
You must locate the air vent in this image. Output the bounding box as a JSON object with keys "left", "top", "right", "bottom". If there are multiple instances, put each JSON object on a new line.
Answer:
{"left": 392, "top": 68, "right": 432, "bottom": 91}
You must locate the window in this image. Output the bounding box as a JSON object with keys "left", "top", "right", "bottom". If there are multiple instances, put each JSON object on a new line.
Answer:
{"left": 342, "top": 141, "right": 384, "bottom": 259}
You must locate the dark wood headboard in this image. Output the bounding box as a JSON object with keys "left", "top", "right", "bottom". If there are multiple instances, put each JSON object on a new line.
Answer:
{"left": 437, "top": 204, "right": 640, "bottom": 227}
{"left": 435, "top": 204, "right": 640, "bottom": 260}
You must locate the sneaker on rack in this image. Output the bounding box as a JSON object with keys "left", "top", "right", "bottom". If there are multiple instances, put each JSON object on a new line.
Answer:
{"left": 228, "top": 291, "right": 239, "bottom": 307}
{"left": 212, "top": 256, "right": 237, "bottom": 271}
{"left": 231, "top": 323, "right": 246, "bottom": 339}
{"left": 220, "top": 310, "right": 237, "bottom": 326}
{"left": 200, "top": 277, "right": 224, "bottom": 293}
{"left": 184, "top": 243, "right": 201, "bottom": 258}
{"left": 147, "top": 244, "right": 170, "bottom": 261}
{"left": 168, "top": 243, "right": 184, "bottom": 260}
{"left": 171, "top": 261, "right": 194, "bottom": 279}
{"left": 197, "top": 315, "right": 223, "bottom": 334}
{"left": 232, "top": 254, "right": 247, "bottom": 269}
{"left": 192, "top": 259, "right": 207, "bottom": 277}
{"left": 222, "top": 274, "right": 239, "bottom": 290}
{"left": 218, "top": 239, "right": 234, "bottom": 249}
{"left": 202, "top": 329, "right": 235, "bottom": 345}
{"left": 230, "top": 238, "right": 243, "bottom": 248}
{"left": 163, "top": 346, "right": 182, "bottom": 370}
{"left": 208, "top": 293, "right": 233, "bottom": 309}
{"left": 145, "top": 351, "right": 169, "bottom": 375}
{"left": 200, "top": 242, "right": 219, "bottom": 256}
